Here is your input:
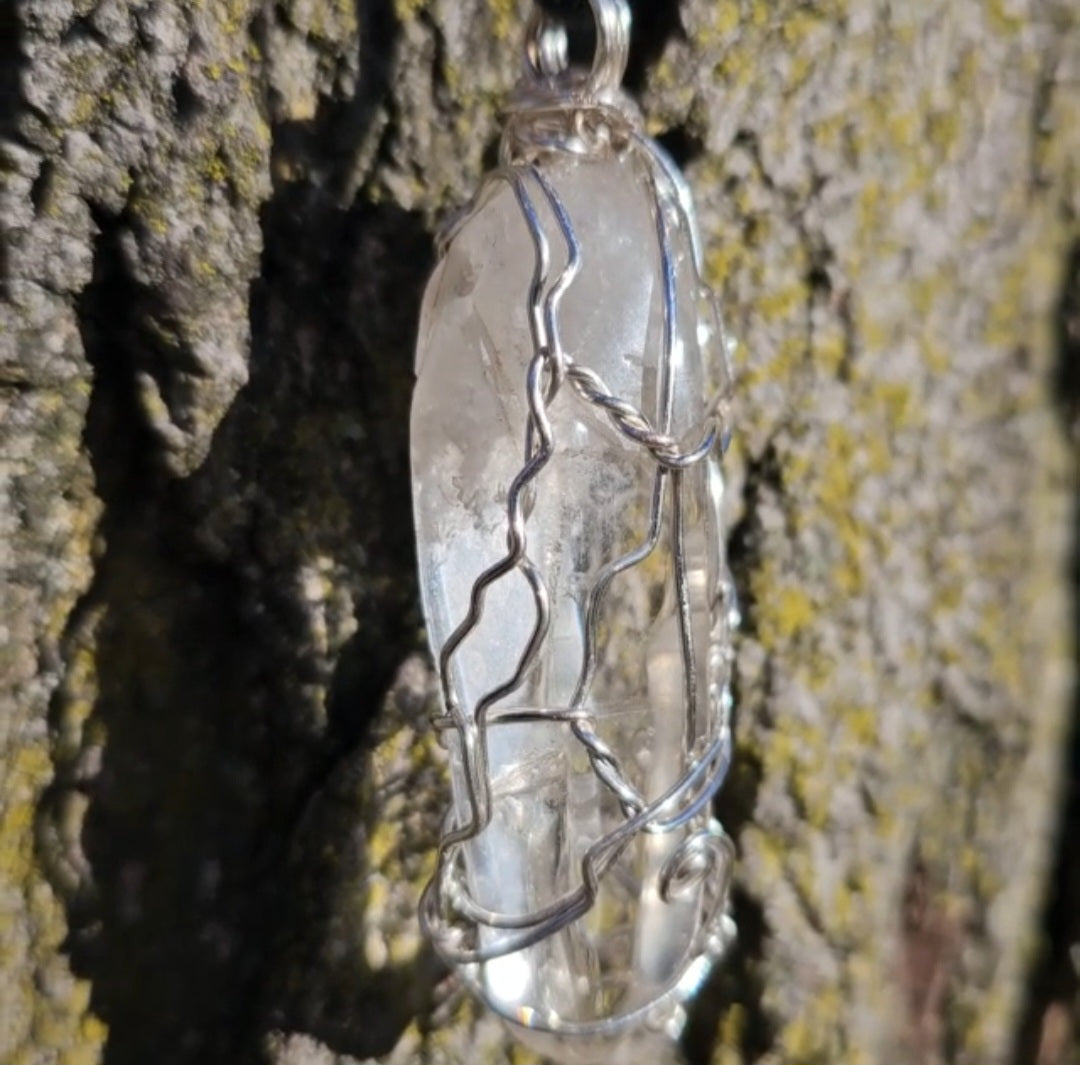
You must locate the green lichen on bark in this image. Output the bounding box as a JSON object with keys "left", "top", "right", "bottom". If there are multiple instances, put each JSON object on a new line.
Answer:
{"left": 1, "top": 2, "right": 1077, "bottom": 1065}
{"left": 641, "top": 4, "right": 1079, "bottom": 1062}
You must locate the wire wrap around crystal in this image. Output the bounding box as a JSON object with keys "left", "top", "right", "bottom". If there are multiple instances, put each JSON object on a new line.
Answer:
{"left": 412, "top": 0, "right": 738, "bottom": 1051}
{"left": 419, "top": 141, "right": 736, "bottom": 959}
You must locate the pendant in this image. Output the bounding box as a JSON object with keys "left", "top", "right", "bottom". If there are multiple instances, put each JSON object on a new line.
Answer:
{"left": 410, "top": 2, "right": 738, "bottom": 1060}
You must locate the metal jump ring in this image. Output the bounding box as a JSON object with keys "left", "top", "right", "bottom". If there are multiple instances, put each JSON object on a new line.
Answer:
{"left": 524, "top": 0, "right": 630, "bottom": 97}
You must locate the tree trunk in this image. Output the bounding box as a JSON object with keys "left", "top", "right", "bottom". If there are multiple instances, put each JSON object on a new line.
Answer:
{"left": 1, "top": 2, "right": 1077, "bottom": 1064}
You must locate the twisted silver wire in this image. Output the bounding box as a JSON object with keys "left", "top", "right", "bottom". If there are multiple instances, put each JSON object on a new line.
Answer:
{"left": 559, "top": 142, "right": 719, "bottom": 820}
{"left": 559, "top": 139, "right": 685, "bottom": 818}
{"left": 565, "top": 363, "right": 719, "bottom": 469}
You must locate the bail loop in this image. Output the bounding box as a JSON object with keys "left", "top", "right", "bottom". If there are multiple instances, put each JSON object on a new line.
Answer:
{"left": 505, "top": 0, "right": 637, "bottom": 160}
{"left": 523, "top": 0, "right": 630, "bottom": 100}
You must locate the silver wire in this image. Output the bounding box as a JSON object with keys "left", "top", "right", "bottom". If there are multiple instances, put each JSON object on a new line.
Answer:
{"left": 421, "top": 138, "right": 736, "bottom": 976}
{"left": 503, "top": 0, "right": 638, "bottom": 159}
{"left": 522, "top": 0, "right": 630, "bottom": 98}
{"left": 414, "top": 8, "right": 745, "bottom": 1051}
{"left": 430, "top": 171, "right": 560, "bottom": 875}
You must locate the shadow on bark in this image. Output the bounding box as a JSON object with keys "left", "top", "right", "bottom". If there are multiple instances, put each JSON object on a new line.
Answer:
{"left": 36, "top": 1, "right": 440, "bottom": 1061}
{"left": 0, "top": 0, "right": 23, "bottom": 140}
{"left": 54, "top": 206, "right": 276, "bottom": 1065}
{"left": 676, "top": 445, "right": 784, "bottom": 1064}
{"left": 245, "top": 181, "right": 434, "bottom": 1057}
{"left": 0, "top": 0, "right": 23, "bottom": 290}
{"left": 1011, "top": 239, "right": 1080, "bottom": 1064}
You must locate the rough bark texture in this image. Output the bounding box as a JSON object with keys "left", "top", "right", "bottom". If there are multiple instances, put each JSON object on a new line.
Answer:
{"left": 1, "top": 2, "right": 1077, "bottom": 1065}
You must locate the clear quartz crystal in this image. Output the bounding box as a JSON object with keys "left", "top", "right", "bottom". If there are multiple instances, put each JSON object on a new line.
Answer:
{"left": 412, "top": 145, "right": 732, "bottom": 1058}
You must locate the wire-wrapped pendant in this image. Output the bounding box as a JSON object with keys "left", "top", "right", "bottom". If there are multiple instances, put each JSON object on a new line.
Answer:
{"left": 411, "top": 2, "right": 738, "bottom": 1059}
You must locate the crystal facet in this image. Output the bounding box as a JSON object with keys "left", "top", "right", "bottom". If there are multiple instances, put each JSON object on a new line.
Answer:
{"left": 412, "top": 138, "right": 735, "bottom": 1061}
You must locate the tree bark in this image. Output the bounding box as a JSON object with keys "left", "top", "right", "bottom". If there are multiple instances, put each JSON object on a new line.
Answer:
{"left": 1, "top": 2, "right": 1077, "bottom": 1065}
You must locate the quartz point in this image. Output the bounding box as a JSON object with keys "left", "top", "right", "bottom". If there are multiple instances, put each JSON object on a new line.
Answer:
{"left": 412, "top": 140, "right": 735, "bottom": 1061}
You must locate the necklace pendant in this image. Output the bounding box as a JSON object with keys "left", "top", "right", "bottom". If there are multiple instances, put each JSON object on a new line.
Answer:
{"left": 411, "top": 3, "right": 737, "bottom": 1059}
